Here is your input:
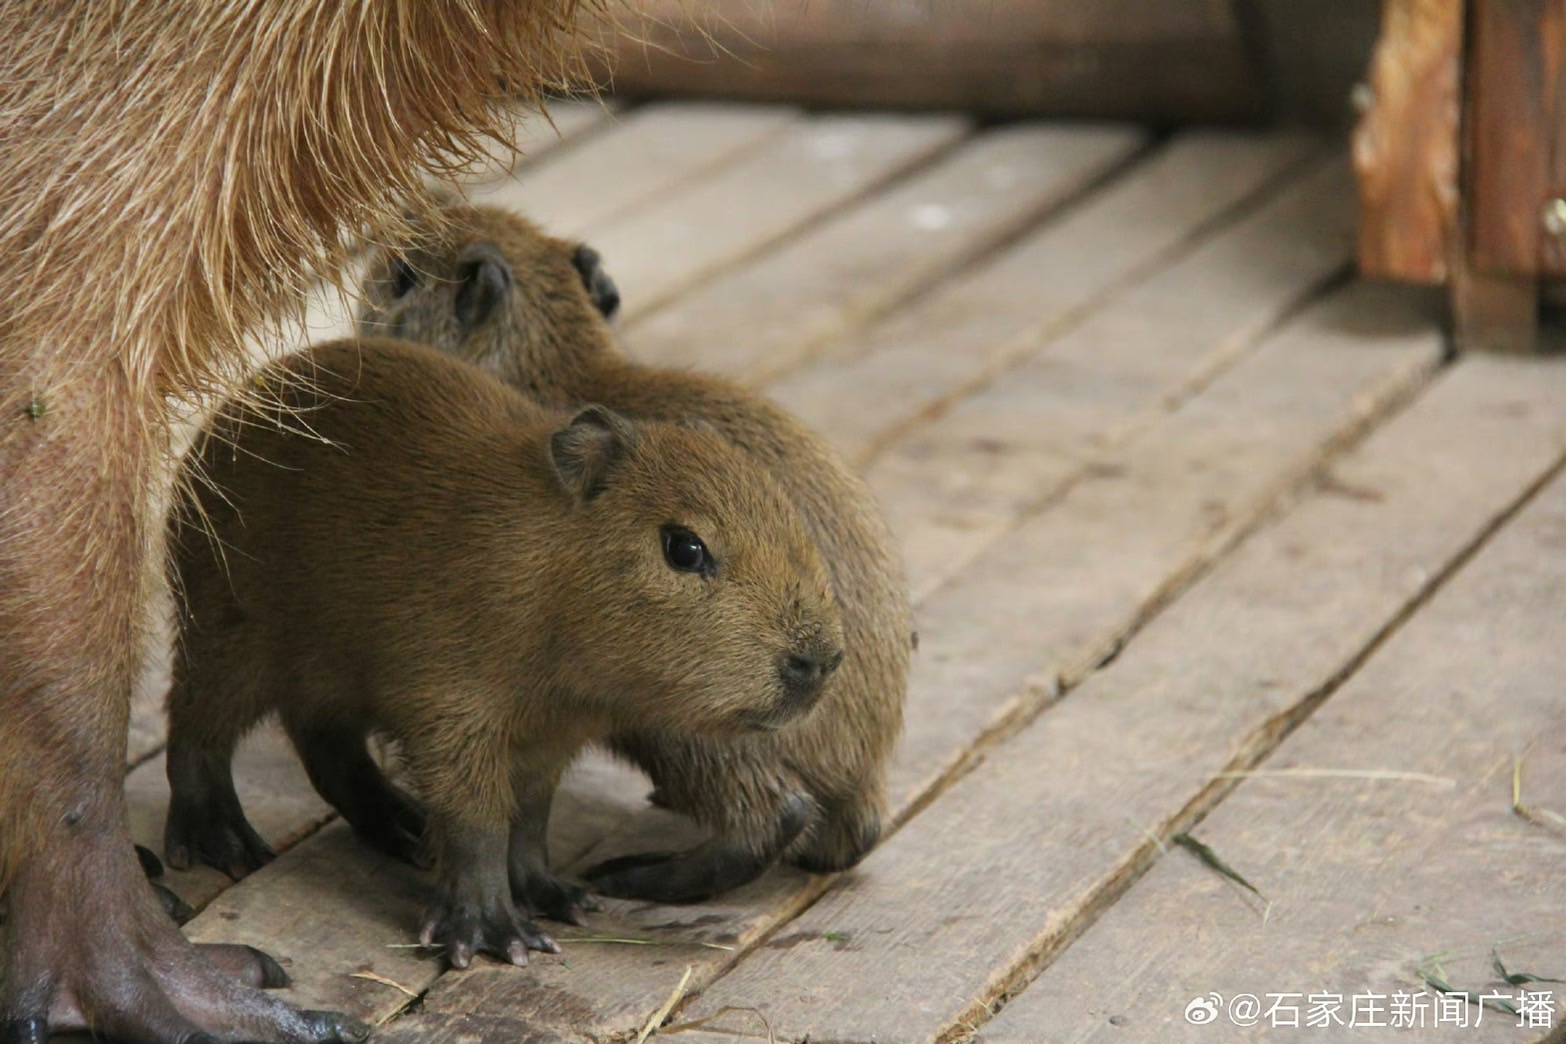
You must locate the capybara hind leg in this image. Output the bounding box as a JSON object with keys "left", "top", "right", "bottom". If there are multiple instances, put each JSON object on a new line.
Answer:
{"left": 507, "top": 776, "right": 596, "bottom": 925}
{"left": 0, "top": 376, "right": 363, "bottom": 1043}
{"left": 286, "top": 722, "right": 428, "bottom": 867}
{"left": 164, "top": 734, "right": 276, "bottom": 879}
{"left": 584, "top": 794, "right": 811, "bottom": 903}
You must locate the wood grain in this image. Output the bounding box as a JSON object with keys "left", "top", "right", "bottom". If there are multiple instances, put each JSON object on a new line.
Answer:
{"left": 467, "top": 103, "right": 799, "bottom": 236}
{"left": 872, "top": 155, "right": 1356, "bottom": 602}
{"left": 1466, "top": 0, "right": 1550, "bottom": 278}
{"left": 985, "top": 357, "right": 1566, "bottom": 1044}
{"left": 622, "top": 123, "right": 1146, "bottom": 386}
{"left": 686, "top": 345, "right": 1566, "bottom": 1044}
{"left": 765, "top": 131, "right": 1317, "bottom": 468}
{"left": 580, "top": 113, "right": 971, "bottom": 322}
{"left": 1351, "top": 0, "right": 1461, "bottom": 283}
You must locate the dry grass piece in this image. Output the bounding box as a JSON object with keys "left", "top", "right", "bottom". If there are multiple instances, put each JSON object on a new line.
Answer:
{"left": 635, "top": 964, "right": 693, "bottom": 1043}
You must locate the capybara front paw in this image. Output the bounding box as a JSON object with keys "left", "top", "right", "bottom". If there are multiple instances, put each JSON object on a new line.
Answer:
{"left": 419, "top": 898, "right": 559, "bottom": 970}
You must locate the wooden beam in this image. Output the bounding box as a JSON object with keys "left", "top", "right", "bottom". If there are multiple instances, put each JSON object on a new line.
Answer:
{"left": 589, "top": 0, "right": 1265, "bottom": 122}
{"left": 1351, "top": 0, "right": 1462, "bottom": 283}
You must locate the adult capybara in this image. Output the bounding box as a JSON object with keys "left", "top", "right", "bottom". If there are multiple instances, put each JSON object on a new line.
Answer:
{"left": 357, "top": 204, "right": 913, "bottom": 902}
{"left": 0, "top": 4, "right": 598, "bottom": 1040}
{"left": 163, "top": 337, "right": 842, "bottom": 968}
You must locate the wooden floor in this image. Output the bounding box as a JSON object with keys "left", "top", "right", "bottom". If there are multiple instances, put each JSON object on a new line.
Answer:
{"left": 122, "top": 102, "right": 1566, "bottom": 1043}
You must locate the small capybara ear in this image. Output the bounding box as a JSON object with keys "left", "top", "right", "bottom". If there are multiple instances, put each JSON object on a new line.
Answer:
{"left": 549, "top": 405, "right": 637, "bottom": 502}
{"left": 571, "top": 243, "right": 621, "bottom": 321}
{"left": 454, "top": 242, "right": 512, "bottom": 333}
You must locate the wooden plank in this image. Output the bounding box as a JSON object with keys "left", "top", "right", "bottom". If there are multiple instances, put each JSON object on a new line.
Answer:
{"left": 126, "top": 726, "right": 334, "bottom": 913}
{"left": 986, "top": 362, "right": 1566, "bottom": 1044}
{"left": 418, "top": 283, "right": 1440, "bottom": 1040}
{"left": 683, "top": 347, "right": 1566, "bottom": 1044}
{"left": 465, "top": 103, "right": 799, "bottom": 236}
{"left": 872, "top": 155, "right": 1355, "bottom": 602}
{"left": 372, "top": 1013, "right": 571, "bottom": 1043}
{"left": 183, "top": 824, "right": 437, "bottom": 1024}
{"left": 764, "top": 131, "right": 1318, "bottom": 468}
{"left": 1350, "top": 0, "right": 1461, "bottom": 283}
{"left": 580, "top": 113, "right": 971, "bottom": 323}
{"left": 593, "top": 0, "right": 1264, "bottom": 122}
{"left": 621, "top": 123, "right": 1146, "bottom": 386}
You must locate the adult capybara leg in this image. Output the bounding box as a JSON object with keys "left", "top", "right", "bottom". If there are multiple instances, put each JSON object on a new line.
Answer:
{"left": 0, "top": 376, "right": 364, "bottom": 1043}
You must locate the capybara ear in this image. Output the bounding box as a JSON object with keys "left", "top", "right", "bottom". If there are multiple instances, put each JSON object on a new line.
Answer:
{"left": 571, "top": 243, "right": 621, "bottom": 321}
{"left": 454, "top": 243, "right": 512, "bottom": 332}
{"left": 549, "top": 405, "right": 637, "bottom": 502}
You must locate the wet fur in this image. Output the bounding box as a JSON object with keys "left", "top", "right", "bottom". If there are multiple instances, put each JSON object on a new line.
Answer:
{"left": 358, "top": 205, "right": 913, "bottom": 900}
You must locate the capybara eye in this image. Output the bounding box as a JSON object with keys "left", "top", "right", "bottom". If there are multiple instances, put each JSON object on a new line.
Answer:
{"left": 661, "top": 526, "right": 709, "bottom": 575}
{"left": 391, "top": 257, "right": 417, "bottom": 298}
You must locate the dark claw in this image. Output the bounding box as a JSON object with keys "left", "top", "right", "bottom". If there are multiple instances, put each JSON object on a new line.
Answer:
{"left": 248, "top": 945, "right": 291, "bottom": 989}
{"left": 420, "top": 898, "right": 555, "bottom": 969}
{"left": 302, "top": 1010, "right": 372, "bottom": 1043}
{"left": 136, "top": 843, "right": 166, "bottom": 878}
{"left": 1, "top": 1018, "right": 47, "bottom": 1044}
{"left": 154, "top": 882, "right": 196, "bottom": 924}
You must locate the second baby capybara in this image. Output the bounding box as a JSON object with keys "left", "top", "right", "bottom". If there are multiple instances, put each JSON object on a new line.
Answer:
{"left": 358, "top": 204, "right": 913, "bottom": 902}
{"left": 163, "top": 338, "right": 844, "bottom": 967}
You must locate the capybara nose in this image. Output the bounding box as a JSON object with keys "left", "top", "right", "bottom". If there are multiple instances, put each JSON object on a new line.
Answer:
{"left": 779, "top": 647, "right": 841, "bottom": 698}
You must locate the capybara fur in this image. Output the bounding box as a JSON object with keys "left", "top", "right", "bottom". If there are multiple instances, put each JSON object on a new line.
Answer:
{"left": 357, "top": 204, "right": 913, "bottom": 902}
{"left": 0, "top": 4, "right": 599, "bottom": 1040}
{"left": 165, "top": 337, "right": 842, "bottom": 966}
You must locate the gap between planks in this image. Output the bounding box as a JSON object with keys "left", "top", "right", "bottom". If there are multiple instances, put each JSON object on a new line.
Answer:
{"left": 671, "top": 279, "right": 1455, "bottom": 1042}
{"left": 981, "top": 363, "right": 1566, "bottom": 1044}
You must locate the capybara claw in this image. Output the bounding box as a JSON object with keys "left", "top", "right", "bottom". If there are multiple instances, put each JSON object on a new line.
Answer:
{"left": 249, "top": 945, "right": 291, "bottom": 989}
{"left": 302, "top": 1010, "right": 372, "bottom": 1043}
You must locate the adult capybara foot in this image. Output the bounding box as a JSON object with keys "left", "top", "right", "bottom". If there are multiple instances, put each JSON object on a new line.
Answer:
{"left": 419, "top": 894, "right": 559, "bottom": 970}
{"left": 1, "top": 837, "right": 368, "bottom": 1044}
{"left": 137, "top": 843, "right": 198, "bottom": 923}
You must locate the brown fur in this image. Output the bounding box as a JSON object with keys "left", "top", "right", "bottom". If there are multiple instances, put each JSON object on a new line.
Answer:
{"left": 357, "top": 204, "right": 913, "bottom": 901}
{"left": 164, "top": 337, "right": 841, "bottom": 966}
{"left": 0, "top": 4, "right": 601, "bottom": 1040}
